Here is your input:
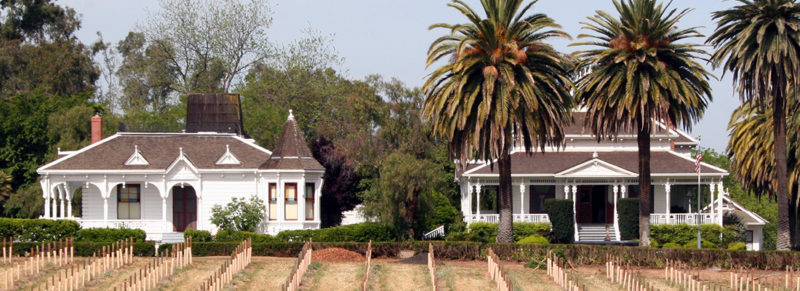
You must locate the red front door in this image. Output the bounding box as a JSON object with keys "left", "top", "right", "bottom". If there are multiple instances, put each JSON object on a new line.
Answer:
{"left": 576, "top": 185, "right": 611, "bottom": 224}
{"left": 172, "top": 186, "right": 197, "bottom": 232}
{"left": 576, "top": 186, "right": 593, "bottom": 223}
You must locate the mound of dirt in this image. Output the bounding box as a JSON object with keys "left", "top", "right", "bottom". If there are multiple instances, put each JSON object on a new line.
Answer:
{"left": 396, "top": 252, "right": 429, "bottom": 265}
{"left": 312, "top": 247, "right": 365, "bottom": 262}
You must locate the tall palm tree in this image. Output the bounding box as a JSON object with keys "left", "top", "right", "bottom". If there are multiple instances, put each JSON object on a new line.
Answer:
{"left": 728, "top": 99, "right": 800, "bottom": 245}
{"left": 573, "top": 0, "right": 712, "bottom": 246}
{"left": 708, "top": 0, "right": 800, "bottom": 250}
{"left": 423, "top": 0, "right": 574, "bottom": 243}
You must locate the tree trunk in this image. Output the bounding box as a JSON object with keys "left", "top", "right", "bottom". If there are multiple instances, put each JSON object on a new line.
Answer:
{"left": 774, "top": 93, "right": 791, "bottom": 251}
{"left": 406, "top": 191, "right": 419, "bottom": 240}
{"left": 496, "top": 143, "right": 514, "bottom": 243}
{"left": 637, "top": 122, "right": 652, "bottom": 247}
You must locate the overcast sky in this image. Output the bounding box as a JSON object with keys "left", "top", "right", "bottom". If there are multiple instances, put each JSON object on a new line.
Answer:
{"left": 60, "top": 0, "right": 740, "bottom": 152}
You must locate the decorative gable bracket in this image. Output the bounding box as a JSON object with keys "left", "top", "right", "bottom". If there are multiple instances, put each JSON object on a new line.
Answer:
{"left": 124, "top": 145, "right": 150, "bottom": 166}
{"left": 216, "top": 144, "right": 241, "bottom": 165}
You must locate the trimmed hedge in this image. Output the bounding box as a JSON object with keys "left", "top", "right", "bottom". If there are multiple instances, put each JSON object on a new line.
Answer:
{"left": 14, "top": 241, "right": 155, "bottom": 257}
{"left": 0, "top": 218, "right": 80, "bottom": 241}
{"left": 650, "top": 224, "right": 741, "bottom": 249}
{"left": 464, "top": 222, "right": 551, "bottom": 243}
{"left": 183, "top": 230, "right": 213, "bottom": 242}
{"left": 517, "top": 235, "right": 549, "bottom": 245}
{"left": 544, "top": 199, "right": 574, "bottom": 243}
{"left": 216, "top": 230, "right": 277, "bottom": 243}
{"left": 275, "top": 222, "right": 393, "bottom": 242}
{"left": 617, "top": 198, "right": 639, "bottom": 240}
{"left": 74, "top": 228, "right": 146, "bottom": 242}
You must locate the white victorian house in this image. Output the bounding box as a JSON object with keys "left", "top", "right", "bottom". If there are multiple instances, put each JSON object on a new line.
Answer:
{"left": 37, "top": 94, "right": 325, "bottom": 243}
{"left": 457, "top": 112, "right": 767, "bottom": 250}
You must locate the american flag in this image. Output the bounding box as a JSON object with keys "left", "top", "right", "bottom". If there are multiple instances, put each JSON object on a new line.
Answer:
{"left": 695, "top": 150, "right": 703, "bottom": 174}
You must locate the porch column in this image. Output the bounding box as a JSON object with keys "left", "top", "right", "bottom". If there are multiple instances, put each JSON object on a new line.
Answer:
{"left": 613, "top": 185, "right": 620, "bottom": 241}
{"left": 709, "top": 182, "right": 716, "bottom": 225}
{"left": 298, "top": 177, "right": 306, "bottom": 222}
{"left": 162, "top": 197, "right": 168, "bottom": 232}
{"left": 475, "top": 183, "right": 482, "bottom": 219}
{"left": 570, "top": 184, "right": 578, "bottom": 242}
{"left": 620, "top": 184, "right": 627, "bottom": 198}
{"left": 665, "top": 183, "right": 671, "bottom": 214}
{"left": 44, "top": 192, "right": 51, "bottom": 218}
{"left": 52, "top": 189, "right": 59, "bottom": 218}
{"left": 717, "top": 181, "right": 724, "bottom": 225}
{"left": 315, "top": 178, "right": 324, "bottom": 223}
{"left": 519, "top": 182, "right": 526, "bottom": 215}
{"left": 277, "top": 175, "right": 285, "bottom": 222}
{"left": 103, "top": 197, "right": 108, "bottom": 221}
{"left": 58, "top": 185, "right": 65, "bottom": 218}
{"left": 64, "top": 184, "right": 72, "bottom": 218}
{"left": 197, "top": 179, "right": 203, "bottom": 230}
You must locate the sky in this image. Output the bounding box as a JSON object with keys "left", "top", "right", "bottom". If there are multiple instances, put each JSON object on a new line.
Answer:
{"left": 61, "top": 0, "right": 740, "bottom": 152}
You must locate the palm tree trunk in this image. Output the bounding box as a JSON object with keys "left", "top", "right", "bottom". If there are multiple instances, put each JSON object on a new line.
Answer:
{"left": 496, "top": 143, "right": 514, "bottom": 243}
{"left": 774, "top": 92, "right": 791, "bottom": 251}
{"left": 637, "top": 122, "right": 652, "bottom": 247}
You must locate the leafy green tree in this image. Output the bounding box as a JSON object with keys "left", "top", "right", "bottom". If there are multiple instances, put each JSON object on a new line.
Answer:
{"left": 573, "top": 0, "right": 712, "bottom": 246}
{"left": 361, "top": 152, "right": 445, "bottom": 240}
{"left": 708, "top": 0, "right": 800, "bottom": 250}
{"left": 209, "top": 196, "right": 266, "bottom": 232}
{"left": 423, "top": 0, "right": 574, "bottom": 243}
{"left": 115, "top": 31, "right": 178, "bottom": 114}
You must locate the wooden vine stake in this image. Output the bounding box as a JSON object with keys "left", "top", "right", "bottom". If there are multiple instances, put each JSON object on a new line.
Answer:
{"left": 198, "top": 237, "right": 251, "bottom": 291}
{"left": 428, "top": 243, "right": 437, "bottom": 291}
{"left": 38, "top": 237, "right": 131, "bottom": 291}
{"left": 281, "top": 239, "right": 312, "bottom": 291}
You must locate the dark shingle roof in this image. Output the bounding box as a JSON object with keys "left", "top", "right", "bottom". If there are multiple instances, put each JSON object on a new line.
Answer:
{"left": 259, "top": 116, "right": 324, "bottom": 170}
{"left": 43, "top": 134, "right": 269, "bottom": 170}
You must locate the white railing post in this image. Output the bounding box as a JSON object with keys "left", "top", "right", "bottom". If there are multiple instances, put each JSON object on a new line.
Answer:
{"left": 613, "top": 185, "right": 620, "bottom": 241}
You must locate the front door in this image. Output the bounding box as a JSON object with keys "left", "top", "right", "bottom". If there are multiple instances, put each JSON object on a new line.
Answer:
{"left": 576, "top": 185, "right": 610, "bottom": 224}
{"left": 172, "top": 186, "right": 197, "bottom": 232}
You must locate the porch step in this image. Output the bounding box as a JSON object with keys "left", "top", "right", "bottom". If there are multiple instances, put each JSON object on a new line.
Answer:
{"left": 577, "top": 224, "right": 616, "bottom": 242}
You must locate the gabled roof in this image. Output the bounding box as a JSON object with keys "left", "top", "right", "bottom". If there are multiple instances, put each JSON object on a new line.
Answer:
{"left": 461, "top": 151, "right": 726, "bottom": 177}
{"left": 259, "top": 111, "right": 324, "bottom": 171}
{"left": 38, "top": 133, "right": 271, "bottom": 172}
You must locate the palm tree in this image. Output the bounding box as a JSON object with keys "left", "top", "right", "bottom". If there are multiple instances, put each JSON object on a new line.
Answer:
{"left": 423, "top": 0, "right": 574, "bottom": 243}
{"left": 573, "top": 0, "right": 712, "bottom": 246}
{"left": 708, "top": 0, "right": 800, "bottom": 250}
{"left": 728, "top": 99, "right": 800, "bottom": 245}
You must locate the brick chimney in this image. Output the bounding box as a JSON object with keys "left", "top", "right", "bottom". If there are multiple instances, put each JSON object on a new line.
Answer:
{"left": 91, "top": 113, "right": 102, "bottom": 144}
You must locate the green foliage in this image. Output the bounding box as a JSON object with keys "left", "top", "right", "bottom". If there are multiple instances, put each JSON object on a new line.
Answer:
{"left": 545, "top": 199, "right": 574, "bottom": 243}
{"left": 728, "top": 242, "right": 747, "bottom": 251}
{"left": 458, "top": 222, "right": 552, "bottom": 243}
{"left": 74, "top": 228, "right": 146, "bottom": 242}
{"left": 662, "top": 243, "right": 682, "bottom": 249}
{"left": 650, "top": 224, "right": 741, "bottom": 249}
{"left": 209, "top": 196, "right": 266, "bottom": 232}
{"left": 683, "top": 239, "right": 717, "bottom": 249}
{"left": 517, "top": 235, "right": 549, "bottom": 245}
{"left": 276, "top": 222, "right": 393, "bottom": 242}
{"left": 617, "top": 198, "right": 640, "bottom": 240}
{"left": 0, "top": 218, "right": 79, "bottom": 241}
{"left": 215, "top": 230, "right": 277, "bottom": 243}
{"left": 360, "top": 152, "right": 444, "bottom": 239}
{"left": 183, "top": 229, "right": 212, "bottom": 242}
{"left": 427, "top": 192, "right": 460, "bottom": 231}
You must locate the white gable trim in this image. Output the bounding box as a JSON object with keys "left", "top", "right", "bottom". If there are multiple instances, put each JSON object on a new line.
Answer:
{"left": 216, "top": 145, "right": 241, "bottom": 165}
{"left": 667, "top": 151, "right": 729, "bottom": 174}
{"left": 124, "top": 145, "right": 150, "bottom": 166}
{"left": 232, "top": 135, "right": 272, "bottom": 155}
{"left": 724, "top": 196, "right": 768, "bottom": 225}
{"left": 555, "top": 158, "right": 636, "bottom": 177}
{"left": 38, "top": 133, "right": 122, "bottom": 172}
{"left": 165, "top": 148, "right": 199, "bottom": 174}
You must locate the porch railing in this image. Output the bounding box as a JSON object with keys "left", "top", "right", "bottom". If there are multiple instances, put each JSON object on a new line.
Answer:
{"left": 469, "top": 214, "right": 550, "bottom": 224}
{"left": 649, "top": 213, "right": 721, "bottom": 225}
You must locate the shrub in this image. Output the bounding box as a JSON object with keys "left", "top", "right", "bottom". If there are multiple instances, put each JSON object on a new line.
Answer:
{"left": 649, "top": 238, "right": 659, "bottom": 248}
{"left": 544, "top": 199, "right": 574, "bottom": 243}
{"left": 276, "top": 223, "right": 393, "bottom": 242}
{"left": 617, "top": 198, "right": 639, "bottom": 240}
{"left": 683, "top": 239, "right": 717, "bottom": 249}
{"left": 728, "top": 242, "right": 747, "bottom": 251}
{"left": 517, "top": 235, "right": 549, "bottom": 245}
{"left": 15, "top": 241, "right": 155, "bottom": 256}
{"left": 662, "top": 243, "right": 682, "bottom": 249}
{"left": 74, "top": 228, "right": 146, "bottom": 242}
{"left": 650, "top": 224, "right": 741, "bottom": 248}
{"left": 427, "top": 192, "right": 460, "bottom": 231}
{"left": 209, "top": 196, "right": 265, "bottom": 232}
{"left": 462, "top": 222, "right": 551, "bottom": 243}
{"left": 0, "top": 218, "right": 80, "bottom": 241}
{"left": 183, "top": 230, "right": 212, "bottom": 242}
{"left": 215, "top": 230, "right": 277, "bottom": 243}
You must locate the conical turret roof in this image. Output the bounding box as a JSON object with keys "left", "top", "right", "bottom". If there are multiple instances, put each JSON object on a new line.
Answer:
{"left": 260, "top": 110, "right": 324, "bottom": 170}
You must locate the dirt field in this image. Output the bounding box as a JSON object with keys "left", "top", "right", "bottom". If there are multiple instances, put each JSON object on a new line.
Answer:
{"left": 367, "top": 259, "right": 431, "bottom": 291}
{"left": 228, "top": 256, "right": 296, "bottom": 290}
{"left": 155, "top": 256, "right": 227, "bottom": 290}
{"left": 436, "top": 260, "right": 495, "bottom": 291}
{"left": 300, "top": 261, "right": 364, "bottom": 291}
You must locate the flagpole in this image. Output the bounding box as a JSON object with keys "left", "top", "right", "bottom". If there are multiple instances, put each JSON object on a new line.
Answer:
{"left": 697, "top": 144, "right": 702, "bottom": 249}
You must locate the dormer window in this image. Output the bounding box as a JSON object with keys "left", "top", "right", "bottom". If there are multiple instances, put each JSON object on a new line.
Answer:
{"left": 215, "top": 144, "right": 241, "bottom": 165}
{"left": 124, "top": 145, "right": 149, "bottom": 166}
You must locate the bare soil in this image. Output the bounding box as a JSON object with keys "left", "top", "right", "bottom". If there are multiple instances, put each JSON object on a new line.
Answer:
{"left": 228, "top": 256, "right": 295, "bottom": 290}
{"left": 367, "top": 259, "right": 430, "bottom": 291}
{"left": 155, "top": 256, "right": 227, "bottom": 290}
{"left": 312, "top": 248, "right": 365, "bottom": 263}
{"left": 300, "top": 261, "right": 364, "bottom": 291}
{"left": 436, "top": 260, "right": 495, "bottom": 291}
